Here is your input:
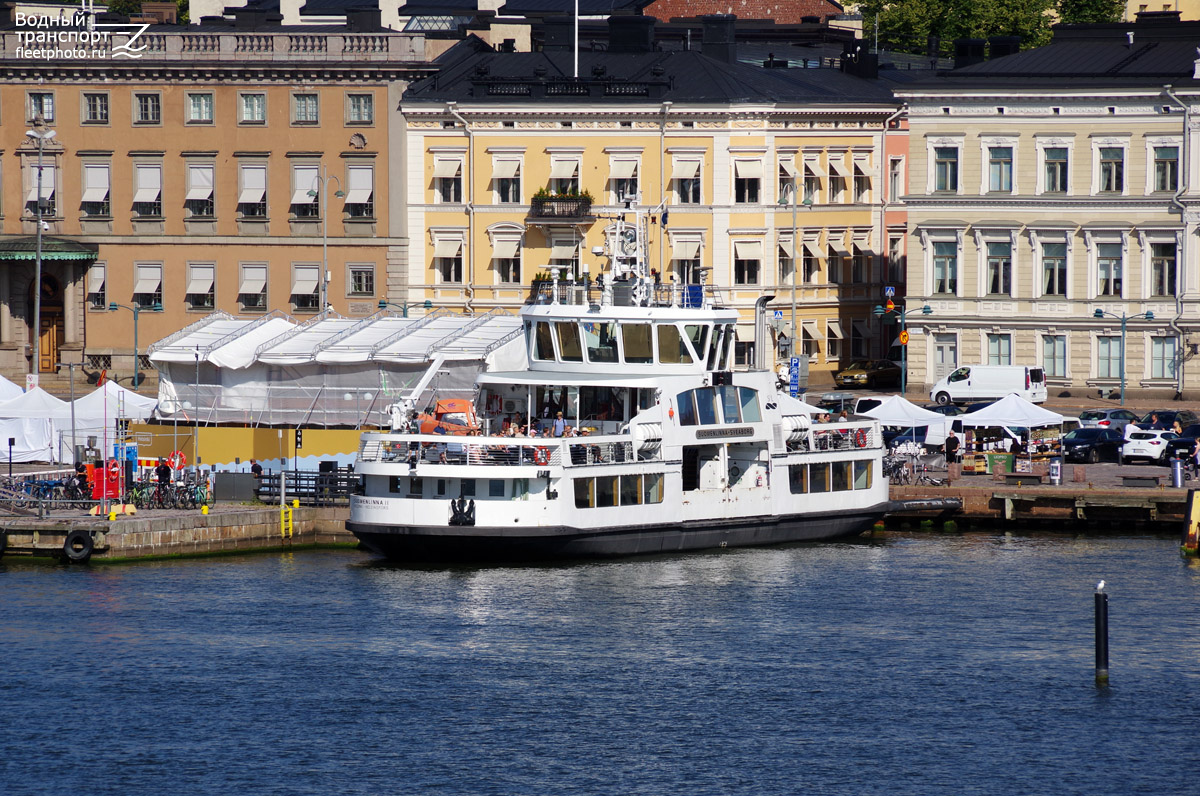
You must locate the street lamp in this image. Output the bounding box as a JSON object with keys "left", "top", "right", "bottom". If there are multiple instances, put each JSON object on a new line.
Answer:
{"left": 777, "top": 176, "right": 813, "bottom": 362}
{"left": 108, "top": 301, "right": 163, "bottom": 391}
{"left": 307, "top": 165, "right": 345, "bottom": 312}
{"left": 378, "top": 299, "right": 433, "bottom": 318}
{"left": 1093, "top": 308, "right": 1155, "bottom": 405}
{"left": 26, "top": 124, "right": 56, "bottom": 383}
{"left": 873, "top": 302, "right": 933, "bottom": 397}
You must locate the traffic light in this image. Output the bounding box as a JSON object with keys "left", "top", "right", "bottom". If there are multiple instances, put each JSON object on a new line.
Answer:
{"left": 295, "top": 428, "right": 303, "bottom": 450}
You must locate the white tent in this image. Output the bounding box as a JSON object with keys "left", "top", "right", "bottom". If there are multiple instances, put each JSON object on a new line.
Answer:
{"left": 957, "top": 393, "right": 1064, "bottom": 428}
{"left": 0, "top": 387, "right": 69, "bottom": 418}
{"left": 862, "top": 395, "right": 946, "bottom": 426}
{"left": 0, "top": 374, "right": 22, "bottom": 402}
{"left": 72, "top": 381, "right": 157, "bottom": 421}
{"left": 0, "top": 387, "right": 67, "bottom": 462}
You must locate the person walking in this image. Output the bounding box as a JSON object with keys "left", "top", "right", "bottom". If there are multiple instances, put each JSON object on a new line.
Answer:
{"left": 944, "top": 430, "right": 960, "bottom": 464}
{"left": 553, "top": 411, "right": 566, "bottom": 437}
{"left": 250, "top": 459, "right": 263, "bottom": 479}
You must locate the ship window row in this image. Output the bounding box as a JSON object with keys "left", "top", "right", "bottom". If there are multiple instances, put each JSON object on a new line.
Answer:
{"left": 531, "top": 320, "right": 736, "bottom": 368}
{"left": 676, "top": 386, "right": 761, "bottom": 426}
{"left": 389, "top": 476, "right": 532, "bottom": 500}
{"left": 573, "top": 473, "right": 665, "bottom": 509}
{"left": 788, "top": 461, "right": 874, "bottom": 494}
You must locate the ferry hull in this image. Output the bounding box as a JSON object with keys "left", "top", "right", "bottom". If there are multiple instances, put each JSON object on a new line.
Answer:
{"left": 347, "top": 505, "right": 886, "bottom": 561}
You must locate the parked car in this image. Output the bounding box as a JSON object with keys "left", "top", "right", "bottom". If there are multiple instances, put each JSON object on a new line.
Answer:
{"left": 1121, "top": 427, "right": 1178, "bottom": 465}
{"left": 1061, "top": 428, "right": 1124, "bottom": 463}
{"left": 1164, "top": 424, "right": 1200, "bottom": 460}
{"left": 923, "top": 404, "right": 965, "bottom": 417}
{"left": 929, "top": 364, "right": 1047, "bottom": 405}
{"left": 1078, "top": 408, "right": 1140, "bottom": 431}
{"left": 835, "top": 360, "right": 902, "bottom": 389}
{"left": 1135, "top": 409, "right": 1199, "bottom": 430}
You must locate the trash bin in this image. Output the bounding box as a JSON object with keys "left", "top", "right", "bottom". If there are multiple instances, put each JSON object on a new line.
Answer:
{"left": 1171, "top": 457, "right": 1185, "bottom": 488}
{"left": 1048, "top": 457, "right": 1062, "bottom": 486}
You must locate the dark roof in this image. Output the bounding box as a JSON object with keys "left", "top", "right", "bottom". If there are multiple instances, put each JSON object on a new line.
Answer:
{"left": 0, "top": 237, "right": 98, "bottom": 261}
{"left": 500, "top": 0, "right": 650, "bottom": 15}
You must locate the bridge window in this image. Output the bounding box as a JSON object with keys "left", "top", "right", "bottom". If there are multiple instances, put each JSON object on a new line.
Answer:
{"left": 686, "top": 324, "right": 710, "bottom": 363}
{"left": 621, "top": 323, "right": 653, "bottom": 363}
{"left": 658, "top": 324, "right": 694, "bottom": 364}
{"left": 557, "top": 322, "right": 582, "bottom": 362}
{"left": 677, "top": 391, "right": 697, "bottom": 426}
{"left": 739, "top": 387, "right": 761, "bottom": 422}
{"left": 583, "top": 321, "right": 619, "bottom": 363}
{"left": 533, "top": 321, "right": 555, "bottom": 361}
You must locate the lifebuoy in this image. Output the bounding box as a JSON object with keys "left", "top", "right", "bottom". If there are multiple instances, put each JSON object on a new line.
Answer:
{"left": 106, "top": 459, "right": 122, "bottom": 480}
{"left": 854, "top": 428, "right": 868, "bottom": 448}
{"left": 63, "top": 529, "right": 94, "bottom": 563}
{"left": 168, "top": 450, "right": 187, "bottom": 469}
{"left": 533, "top": 446, "right": 550, "bottom": 465}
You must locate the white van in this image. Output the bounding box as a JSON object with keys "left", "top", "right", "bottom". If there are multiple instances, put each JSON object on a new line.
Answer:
{"left": 930, "top": 365, "right": 1048, "bottom": 406}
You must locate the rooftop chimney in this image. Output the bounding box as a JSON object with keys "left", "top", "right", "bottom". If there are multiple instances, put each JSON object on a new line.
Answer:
{"left": 608, "top": 15, "right": 656, "bottom": 54}
{"left": 346, "top": 4, "right": 382, "bottom": 32}
{"left": 842, "top": 42, "right": 878, "bottom": 79}
{"left": 953, "top": 38, "right": 986, "bottom": 70}
{"left": 701, "top": 14, "right": 737, "bottom": 64}
{"left": 988, "top": 36, "right": 1021, "bottom": 59}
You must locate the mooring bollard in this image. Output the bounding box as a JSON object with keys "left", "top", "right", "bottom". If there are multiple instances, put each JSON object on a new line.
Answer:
{"left": 1095, "top": 580, "right": 1109, "bottom": 687}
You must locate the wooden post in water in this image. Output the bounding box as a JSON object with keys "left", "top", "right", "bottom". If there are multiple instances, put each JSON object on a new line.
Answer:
{"left": 1095, "top": 581, "right": 1109, "bottom": 687}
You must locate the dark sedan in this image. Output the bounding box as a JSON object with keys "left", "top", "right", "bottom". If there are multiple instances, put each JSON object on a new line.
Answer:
{"left": 1137, "top": 409, "right": 1199, "bottom": 430}
{"left": 1061, "top": 428, "right": 1124, "bottom": 463}
{"left": 834, "top": 360, "right": 902, "bottom": 389}
{"left": 1165, "top": 424, "right": 1200, "bottom": 460}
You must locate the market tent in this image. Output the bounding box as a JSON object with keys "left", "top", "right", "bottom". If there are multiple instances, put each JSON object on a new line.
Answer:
{"left": 72, "top": 381, "right": 157, "bottom": 421}
{"left": 861, "top": 395, "right": 946, "bottom": 426}
{"left": 0, "top": 387, "right": 70, "bottom": 418}
{"left": 0, "top": 374, "right": 22, "bottom": 402}
{"left": 0, "top": 388, "right": 67, "bottom": 462}
{"left": 957, "top": 393, "right": 1064, "bottom": 428}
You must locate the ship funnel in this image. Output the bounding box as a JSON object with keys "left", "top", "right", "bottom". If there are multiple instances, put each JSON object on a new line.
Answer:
{"left": 754, "top": 295, "right": 775, "bottom": 371}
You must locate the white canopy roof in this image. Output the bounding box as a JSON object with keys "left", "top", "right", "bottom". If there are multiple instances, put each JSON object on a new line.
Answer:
{"left": 148, "top": 313, "right": 299, "bottom": 370}
{"left": 72, "top": 380, "right": 157, "bottom": 420}
{"left": 0, "top": 387, "right": 70, "bottom": 419}
{"left": 862, "top": 395, "right": 947, "bottom": 427}
{"left": 0, "top": 374, "right": 22, "bottom": 402}
{"left": 957, "top": 393, "right": 1064, "bottom": 428}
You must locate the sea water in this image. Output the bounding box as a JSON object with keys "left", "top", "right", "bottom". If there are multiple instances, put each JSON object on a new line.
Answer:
{"left": 2, "top": 534, "right": 1198, "bottom": 795}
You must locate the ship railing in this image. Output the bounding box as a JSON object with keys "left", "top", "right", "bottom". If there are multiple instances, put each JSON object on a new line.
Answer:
{"left": 528, "top": 281, "right": 724, "bottom": 309}
{"left": 782, "top": 421, "right": 880, "bottom": 454}
{"left": 564, "top": 439, "right": 652, "bottom": 467}
{"left": 363, "top": 434, "right": 564, "bottom": 467}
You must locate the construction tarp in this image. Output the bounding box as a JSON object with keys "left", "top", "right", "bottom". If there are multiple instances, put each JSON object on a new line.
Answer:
{"left": 957, "top": 393, "right": 1064, "bottom": 428}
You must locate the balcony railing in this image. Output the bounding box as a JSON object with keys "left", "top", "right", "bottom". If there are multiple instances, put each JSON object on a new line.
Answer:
{"left": 529, "top": 197, "right": 593, "bottom": 220}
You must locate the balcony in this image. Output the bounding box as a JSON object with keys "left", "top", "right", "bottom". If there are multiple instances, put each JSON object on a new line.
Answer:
{"left": 528, "top": 196, "right": 593, "bottom": 223}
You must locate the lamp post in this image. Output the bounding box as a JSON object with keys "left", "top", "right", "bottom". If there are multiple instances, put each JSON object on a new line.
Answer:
{"left": 56, "top": 361, "right": 80, "bottom": 462}
{"left": 108, "top": 301, "right": 162, "bottom": 391}
{"left": 26, "top": 124, "right": 56, "bottom": 383}
{"left": 308, "top": 165, "right": 344, "bottom": 312}
{"left": 1093, "top": 308, "right": 1155, "bottom": 405}
{"left": 378, "top": 299, "right": 433, "bottom": 318}
{"left": 873, "top": 302, "right": 933, "bottom": 397}
{"left": 777, "top": 176, "right": 812, "bottom": 362}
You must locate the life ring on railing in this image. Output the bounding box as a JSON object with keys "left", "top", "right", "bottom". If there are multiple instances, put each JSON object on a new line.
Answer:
{"left": 106, "top": 459, "right": 122, "bottom": 481}
{"left": 854, "top": 428, "right": 868, "bottom": 448}
{"left": 533, "top": 446, "right": 550, "bottom": 466}
{"left": 168, "top": 450, "right": 187, "bottom": 470}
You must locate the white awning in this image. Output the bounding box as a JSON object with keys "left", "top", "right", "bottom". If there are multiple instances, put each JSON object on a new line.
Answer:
{"left": 433, "top": 159, "right": 461, "bottom": 178}
{"left": 238, "top": 166, "right": 266, "bottom": 204}
{"left": 550, "top": 239, "right": 578, "bottom": 259}
{"left": 671, "top": 239, "right": 701, "bottom": 260}
{"left": 802, "top": 319, "right": 824, "bottom": 340}
{"left": 433, "top": 238, "right": 462, "bottom": 258}
{"left": 186, "top": 265, "right": 214, "bottom": 295}
{"left": 492, "top": 238, "right": 520, "bottom": 259}
{"left": 132, "top": 165, "right": 161, "bottom": 203}
{"left": 186, "top": 165, "right": 214, "bottom": 201}
{"left": 492, "top": 159, "right": 520, "bottom": 179}
{"left": 87, "top": 265, "right": 105, "bottom": 294}
{"left": 777, "top": 238, "right": 795, "bottom": 258}
{"left": 610, "top": 159, "right": 638, "bottom": 179}
{"left": 671, "top": 159, "right": 700, "bottom": 179}
{"left": 549, "top": 159, "right": 578, "bottom": 180}
{"left": 803, "top": 240, "right": 825, "bottom": 258}
{"left": 26, "top": 165, "right": 55, "bottom": 202}
{"left": 829, "top": 235, "right": 851, "bottom": 256}
{"left": 291, "top": 265, "right": 319, "bottom": 295}
{"left": 779, "top": 160, "right": 798, "bottom": 178}
{"left": 803, "top": 158, "right": 826, "bottom": 178}
{"left": 828, "top": 157, "right": 851, "bottom": 178}
{"left": 81, "top": 165, "right": 109, "bottom": 202}
{"left": 734, "top": 160, "right": 763, "bottom": 180}
{"left": 344, "top": 165, "right": 373, "bottom": 204}
{"left": 290, "top": 165, "right": 319, "bottom": 204}
{"left": 239, "top": 265, "right": 267, "bottom": 295}
{"left": 734, "top": 240, "right": 763, "bottom": 260}
{"left": 133, "top": 265, "right": 161, "bottom": 295}
{"left": 827, "top": 319, "right": 844, "bottom": 339}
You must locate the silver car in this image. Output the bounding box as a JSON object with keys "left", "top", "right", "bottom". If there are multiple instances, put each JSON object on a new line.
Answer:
{"left": 1079, "top": 408, "right": 1139, "bottom": 432}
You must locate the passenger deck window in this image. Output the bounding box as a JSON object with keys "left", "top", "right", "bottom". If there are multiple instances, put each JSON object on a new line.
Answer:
{"left": 584, "top": 321, "right": 619, "bottom": 363}
{"left": 534, "top": 321, "right": 555, "bottom": 361}
{"left": 622, "top": 323, "right": 653, "bottom": 363}
{"left": 620, "top": 474, "right": 642, "bottom": 505}
{"left": 853, "top": 461, "right": 872, "bottom": 490}
{"left": 488, "top": 479, "right": 505, "bottom": 497}
{"left": 596, "top": 475, "right": 618, "bottom": 507}
{"left": 643, "top": 473, "right": 663, "bottom": 504}
{"left": 557, "top": 322, "right": 582, "bottom": 362}
{"left": 809, "top": 463, "right": 830, "bottom": 493}
{"left": 574, "top": 478, "right": 593, "bottom": 508}
{"left": 658, "top": 324, "right": 693, "bottom": 364}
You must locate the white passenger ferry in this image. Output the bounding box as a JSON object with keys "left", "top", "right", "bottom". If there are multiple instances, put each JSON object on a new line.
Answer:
{"left": 348, "top": 217, "right": 889, "bottom": 560}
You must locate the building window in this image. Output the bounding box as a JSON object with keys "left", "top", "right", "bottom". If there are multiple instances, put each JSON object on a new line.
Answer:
{"left": 293, "top": 93, "right": 319, "bottom": 124}
{"left": 549, "top": 159, "right": 580, "bottom": 195}
{"left": 778, "top": 240, "right": 794, "bottom": 286}
{"left": 610, "top": 160, "right": 639, "bottom": 204}
{"left": 1150, "top": 242, "right": 1176, "bottom": 296}
{"left": 434, "top": 238, "right": 464, "bottom": 283}
{"left": 132, "top": 263, "right": 163, "bottom": 308}
{"left": 672, "top": 160, "right": 701, "bottom": 204}
{"left": 83, "top": 93, "right": 108, "bottom": 124}
{"left": 28, "top": 92, "right": 54, "bottom": 122}
{"left": 26, "top": 164, "right": 56, "bottom": 217}
{"left": 87, "top": 264, "right": 106, "bottom": 309}
{"left": 290, "top": 164, "right": 321, "bottom": 218}
{"left": 434, "top": 158, "right": 462, "bottom": 203}
{"left": 1044, "top": 147, "right": 1068, "bottom": 192}
{"left": 495, "top": 257, "right": 521, "bottom": 284}
{"left": 1097, "top": 335, "right": 1122, "bottom": 379}
{"left": 733, "top": 161, "right": 761, "bottom": 204}
{"left": 933, "top": 240, "right": 957, "bottom": 294}
{"left": 987, "top": 333, "right": 1012, "bottom": 365}
{"left": 493, "top": 160, "right": 521, "bottom": 203}
{"left": 347, "top": 93, "right": 374, "bottom": 124}
{"left": 186, "top": 263, "right": 215, "bottom": 310}
{"left": 1097, "top": 243, "right": 1122, "bottom": 296}
{"left": 851, "top": 323, "right": 868, "bottom": 359}
{"left": 1151, "top": 335, "right": 1177, "bottom": 379}
{"left": 185, "top": 164, "right": 215, "bottom": 218}
{"left": 1042, "top": 242, "right": 1067, "bottom": 296}
{"left": 187, "top": 93, "right": 214, "bottom": 124}
{"left": 802, "top": 243, "right": 821, "bottom": 284}
{"left": 986, "top": 241, "right": 1012, "bottom": 295}
{"left": 238, "top": 164, "right": 268, "bottom": 218}
{"left": 887, "top": 236, "right": 905, "bottom": 283}
{"left": 827, "top": 246, "right": 844, "bottom": 284}
{"left": 345, "top": 165, "right": 375, "bottom": 218}
{"left": 348, "top": 264, "right": 375, "bottom": 296}
{"left": 934, "top": 147, "right": 958, "bottom": 192}
{"left": 239, "top": 264, "right": 268, "bottom": 309}
{"left": 734, "top": 256, "right": 760, "bottom": 285}
{"left": 239, "top": 93, "right": 266, "bottom": 123}
{"left": 779, "top": 162, "right": 797, "bottom": 201}
{"left": 888, "top": 157, "right": 903, "bottom": 202}
{"left": 134, "top": 93, "right": 161, "bottom": 124}
{"left": 988, "top": 146, "right": 1012, "bottom": 192}
{"left": 1099, "top": 147, "right": 1124, "bottom": 192}
{"left": 851, "top": 244, "right": 869, "bottom": 284}
{"left": 853, "top": 162, "right": 871, "bottom": 203}
{"left": 80, "top": 164, "right": 111, "bottom": 217}
{"left": 291, "top": 264, "right": 321, "bottom": 310}
{"left": 1154, "top": 146, "right": 1179, "bottom": 192}
{"left": 829, "top": 175, "right": 845, "bottom": 204}
{"left": 132, "top": 164, "right": 162, "bottom": 217}
{"left": 1042, "top": 334, "right": 1067, "bottom": 378}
